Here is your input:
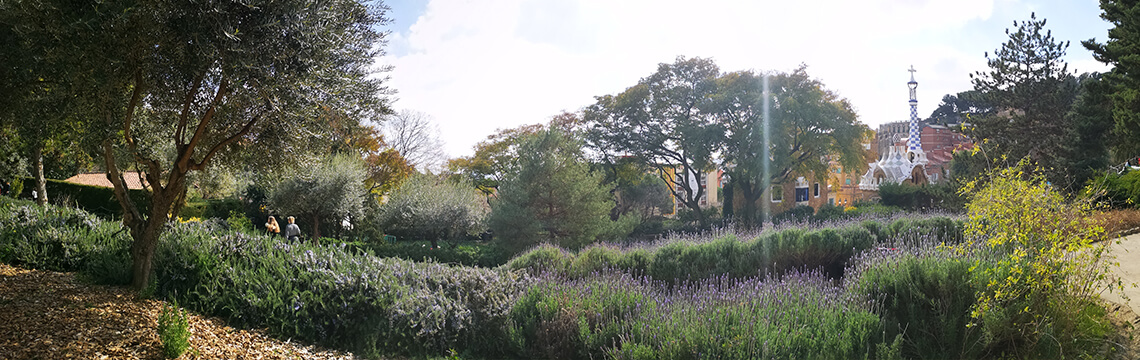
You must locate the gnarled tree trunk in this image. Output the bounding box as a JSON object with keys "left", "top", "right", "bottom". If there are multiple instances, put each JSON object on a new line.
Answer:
{"left": 32, "top": 143, "right": 47, "bottom": 206}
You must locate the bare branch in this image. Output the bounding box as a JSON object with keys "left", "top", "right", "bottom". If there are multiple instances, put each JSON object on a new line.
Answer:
{"left": 385, "top": 109, "right": 447, "bottom": 172}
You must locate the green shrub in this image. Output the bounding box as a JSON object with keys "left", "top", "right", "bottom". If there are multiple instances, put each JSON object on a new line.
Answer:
{"left": 506, "top": 243, "right": 574, "bottom": 275}
{"left": 878, "top": 182, "right": 966, "bottom": 212}
{"left": 1087, "top": 169, "right": 1140, "bottom": 209}
{"left": 0, "top": 197, "right": 130, "bottom": 272}
{"left": 365, "top": 241, "right": 510, "bottom": 268}
{"left": 508, "top": 217, "right": 965, "bottom": 283}
{"left": 8, "top": 177, "right": 24, "bottom": 198}
{"left": 814, "top": 203, "right": 847, "bottom": 221}
{"left": 16, "top": 177, "right": 150, "bottom": 219}
{"left": 179, "top": 200, "right": 206, "bottom": 220}
{"left": 849, "top": 251, "right": 981, "bottom": 359}
{"left": 568, "top": 245, "right": 623, "bottom": 278}
{"left": 771, "top": 204, "right": 815, "bottom": 224}
{"left": 596, "top": 272, "right": 885, "bottom": 360}
{"left": 953, "top": 160, "right": 1121, "bottom": 358}
{"left": 510, "top": 274, "right": 655, "bottom": 359}
{"left": 225, "top": 209, "right": 252, "bottom": 232}
{"left": 202, "top": 198, "right": 244, "bottom": 219}
{"left": 158, "top": 299, "right": 192, "bottom": 359}
{"left": 148, "top": 227, "right": 529, "bottom": 357}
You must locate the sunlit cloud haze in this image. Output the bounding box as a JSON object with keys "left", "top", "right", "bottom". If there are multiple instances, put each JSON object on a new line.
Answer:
{"left": 378, "top": 0, "right": 1112, "bottom": 158}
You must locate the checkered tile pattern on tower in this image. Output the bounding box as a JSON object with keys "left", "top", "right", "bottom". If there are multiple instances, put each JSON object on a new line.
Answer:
{"left": 907, "top": 102, "right": 921, "bottom": 151}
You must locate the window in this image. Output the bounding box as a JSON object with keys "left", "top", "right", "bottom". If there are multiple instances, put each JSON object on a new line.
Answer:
{"left": 795, "top": 188, "right": 809, "bottom": 202}
{"left": 845, "top": 178, "right": 851, "bottom": 185}
{"left": 770, "top": 185, "right": 783, "bottom": 202}
{"left": 813, "top": 183, "right": 820, "bottom": 197}
{"left": 828, "top": 198, "right": 835, "bottom": 206}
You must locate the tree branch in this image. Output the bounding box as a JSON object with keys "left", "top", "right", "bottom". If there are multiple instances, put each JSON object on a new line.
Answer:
{"left": 180, "top": 76, "right": 229, "bottom": 172}
{"left": 102, "top": 140, "right": 141, "bottom": 229}
{"left": 122, "top": 70, "right": 145, "bottom": 153}
{"left": 176, "top": 71, "right": 206, "bottom": 148}
{"left": 190, "top": 113, "right": 259, "bottom": 171}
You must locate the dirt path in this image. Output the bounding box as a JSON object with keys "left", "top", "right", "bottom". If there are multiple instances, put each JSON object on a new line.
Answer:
{"left": 1103, "top": 233, "right": 1140, "bottom": 314}
{"left": 0, "top": 263, "right": 360, "bottom": 360}
{"left": 1100, "top": 233, "right": 1140, "bottom": 359}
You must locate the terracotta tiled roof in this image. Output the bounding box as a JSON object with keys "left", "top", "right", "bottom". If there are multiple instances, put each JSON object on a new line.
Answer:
{"left": 64, "top": 172, "right": 149, "bottom": 190}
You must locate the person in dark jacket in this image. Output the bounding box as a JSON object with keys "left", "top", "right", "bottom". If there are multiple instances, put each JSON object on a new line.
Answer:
{"left": 284, "top": 216, "right": 301, "bottom": 241}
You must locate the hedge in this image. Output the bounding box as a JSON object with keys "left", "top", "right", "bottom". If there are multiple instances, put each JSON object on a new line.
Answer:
{"left": 16, "top": 177, "right": 150, "bottom": 219}
{"left": 508, "top": 215, "right": 965, "bottom": 282}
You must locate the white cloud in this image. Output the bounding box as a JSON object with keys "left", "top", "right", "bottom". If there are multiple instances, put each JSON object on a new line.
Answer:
{"left": 378, "top": 0, "right": 1106, "bottom": 158}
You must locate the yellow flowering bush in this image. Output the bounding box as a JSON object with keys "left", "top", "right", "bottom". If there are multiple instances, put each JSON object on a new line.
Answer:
{"left": 956, "top": 159, "right": 1124, "bottom": 355}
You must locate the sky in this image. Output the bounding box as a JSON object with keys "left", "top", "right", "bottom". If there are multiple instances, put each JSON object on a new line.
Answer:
{"left": 376, "top": 0, "right": 1113, "bottom": 159}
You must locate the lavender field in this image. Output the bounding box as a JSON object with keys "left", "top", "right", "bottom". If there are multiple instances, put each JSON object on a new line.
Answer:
{"left": 0, "top": 196, "right": 1120, "bottom": 359}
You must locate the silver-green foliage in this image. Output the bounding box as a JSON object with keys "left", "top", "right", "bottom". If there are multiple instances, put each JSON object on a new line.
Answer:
{"left": 148, "top": 223, "right": 529, "bottom": 357}
{"left": 378, "top": 174, "right": 489, "bottom": 242}
{"left": 0, "top": 197, "right": 129, "bottom": 273}
{"left": 269, "top": 154, "right": 368, "bottom": 240}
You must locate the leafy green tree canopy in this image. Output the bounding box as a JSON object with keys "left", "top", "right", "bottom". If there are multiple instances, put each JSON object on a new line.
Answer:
{"left": 584, "top": 56, "right": 723, "bottom": 228}
{"left": 716, "top": 67, "right": 868, "bottom": 223}
{"left": 3, "top": 0, "right": 394, "bottom": 290}
{"left": 449, "top": 112, "right": 580, "bottom": 193}
{"left": 586, "top": 58, "right": 868, "bottom": 226}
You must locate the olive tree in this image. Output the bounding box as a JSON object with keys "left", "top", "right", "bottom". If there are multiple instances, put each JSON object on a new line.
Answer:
{"left": 269, "top": 155, "right": 369, "bottom": 243}
{"left": 377, "top": 174, "right": 489, "bottom": 249}
{"left": 4, "top": 0, "right": 393, "bottom": 290}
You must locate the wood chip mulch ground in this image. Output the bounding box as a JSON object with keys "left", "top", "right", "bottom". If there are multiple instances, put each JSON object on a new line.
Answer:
{"left": 0, "top": 263, "right": 361, "bottom": 360}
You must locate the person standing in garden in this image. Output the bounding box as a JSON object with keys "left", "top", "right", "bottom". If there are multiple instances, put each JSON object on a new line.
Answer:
{"left": 284, "top": 216, "right": 301, "bottom": 241}
{"left": 265, "top": 216, "right": 281, "bottom": 238}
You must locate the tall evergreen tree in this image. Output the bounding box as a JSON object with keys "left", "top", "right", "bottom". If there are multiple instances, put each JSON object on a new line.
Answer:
{"left": 1084, "top": 0, "right": 1140, "bottom": 163}
{"left": 1061, "top": 73, "right": 1115, "bottom": 191}
{"left": 489, "top": 129, "right": 614, "bottom": 252}
{"left": 968, "top": 13, "right": 1081, "bottom": 188}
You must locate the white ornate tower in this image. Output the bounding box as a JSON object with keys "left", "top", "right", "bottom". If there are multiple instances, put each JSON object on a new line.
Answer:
{"left": 858, "top": 66, "right": 932, "bottom": 190}
{"left": 905, "top": 66, "right": 928, "bottom": 166}
{"left": 906, "top": 66, "right": 921, "bottom": 151}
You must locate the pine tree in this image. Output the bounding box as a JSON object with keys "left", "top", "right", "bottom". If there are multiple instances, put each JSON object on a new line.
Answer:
{"left": 1083, "top": 0, "right": 1140, "bottom": 162}
{"left": 968, "top": 13, "right": 1081, "bottom": 188}
{"left": 489, "top": 129, "right": 613, "bottom": 253}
